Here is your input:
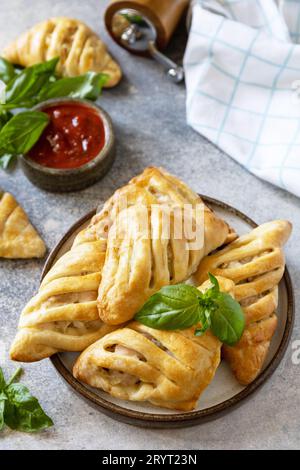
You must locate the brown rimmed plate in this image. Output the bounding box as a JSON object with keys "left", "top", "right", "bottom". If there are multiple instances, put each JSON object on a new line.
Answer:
{"left": 42, "top": 196, "right": 294, "bottom": 428}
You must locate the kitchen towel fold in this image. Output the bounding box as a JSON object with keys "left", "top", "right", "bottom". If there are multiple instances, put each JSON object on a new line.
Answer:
{"left": 184, "top": 0, "right": 300, "bottom": 197}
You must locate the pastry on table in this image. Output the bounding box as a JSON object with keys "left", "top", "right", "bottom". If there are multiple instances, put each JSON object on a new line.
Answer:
{"left": 0, "top": 191, "right": 46, "bottom": 259}
{"left": 9, "top": 166, "right": 232, "bottom": 360}
{"left": 194, "top": 220, "right": 292, "bottom": 385}
{"left": 2, "top": 17, "right": 121, "bottom": 87}
{"left": 223, "top": 287, "right": 279, "bottom": 385}
{"left": 86, "top": 167, "right": 235, "bottom": 247}
{"left": 10, "top": 227, "right": 115, "bottom": 362}
{"left": 95, "top": 167, "right": 235, "bottom": 324}
{"left": 73, "top": 277, "right": 235, "bottom": 411}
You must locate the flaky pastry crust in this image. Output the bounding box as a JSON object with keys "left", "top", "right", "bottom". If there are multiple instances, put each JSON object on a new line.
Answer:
{"left": 88, "top": 167, "right": 235, "bottom": 246}
{"left": 2, "top": 17, "right": 121, "bottom": 87}
{"left": 194, "top": 220, "right": 292, "bottom": 384}
{"left": 74, "top": 277, "right": 234, "bottom": 411}
{"left": 0, "top": 192, "right": 46, "bottom": 259}
{"left": 94, "top": 167, "right": 234, "bottom": 324}
{"left": 10, "top": 228, "right": 115, "bottom": 362}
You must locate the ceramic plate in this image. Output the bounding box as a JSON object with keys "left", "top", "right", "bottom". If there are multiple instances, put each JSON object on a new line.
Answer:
{"left": 42, "top": 197, "right": 294, "bottom": 428}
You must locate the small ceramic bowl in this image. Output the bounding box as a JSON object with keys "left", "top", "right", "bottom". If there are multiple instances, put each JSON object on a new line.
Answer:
{"left": 20, "top": 98, "right": 115, "bottom": 192}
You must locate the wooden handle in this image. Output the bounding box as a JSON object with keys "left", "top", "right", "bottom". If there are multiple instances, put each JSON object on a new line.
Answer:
{"left": 105, "top": 0, "right": 189, "bottom": 49}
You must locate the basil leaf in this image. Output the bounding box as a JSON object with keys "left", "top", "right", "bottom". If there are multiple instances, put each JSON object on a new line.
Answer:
{"left": 27, "top": 58, "right": 59, "bottom": 75}
{"left": 195, "top": 308, "right": 212, "bottom": 336}
{"left": 208, "top": 273, "right": 219, "bottom": 292}
{"left": 38, "top": 71, "right": 108, "bottom": 101}
{"left": 0, "top": 392, "right": 7, "bottom": 431}
{"left": 0, "top": 110, "right": 12, "bottom": 130}
{"left": 4, "top": 383, "right": 53, "bottom": 432}
{"left": 7, "top": 367, "right": 22, "bottom": 386}
{"left": 210, "top": 292, "right": 245, "bottom": 346}
{"left": 0, "top": 111, "right": 49, "bottom": 155}
{"left": 0, "top": 113, "right": 15, "bottom": 168}
{"left": 135, "top": 277, "right": 245, "bottom": 343}
{"left": 0, "top": 57, "right": 16, "bottom": 84}
{"left": 0, "top": 154, "right": 15, "bottom": 169}
{"left": 135, "top": 284, "right": 202, "bottom": 330}
{"left": 0, "top": 368, "right": 6, "bottom": 390}
{"left": 3, "top": 58, "right": 59, "bottom": 108}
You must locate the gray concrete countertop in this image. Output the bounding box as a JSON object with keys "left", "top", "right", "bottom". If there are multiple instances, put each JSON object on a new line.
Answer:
{"left": 0, "top": 0, "right": 299, "bottom": 451}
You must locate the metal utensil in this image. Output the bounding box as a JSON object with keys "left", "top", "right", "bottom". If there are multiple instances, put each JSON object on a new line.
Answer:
{"left": 105, "top": 3, "right": 188, "bottom": 83}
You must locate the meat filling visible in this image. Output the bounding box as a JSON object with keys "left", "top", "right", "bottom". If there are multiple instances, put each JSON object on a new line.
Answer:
{"left": 104, "top": 344, "right": 145, "bottom": 387}
{"left": 41, "top": 291, "right": 97, "bottom": 309}
{"left": 38, "top": 319, "right": 102, "bottom": 334}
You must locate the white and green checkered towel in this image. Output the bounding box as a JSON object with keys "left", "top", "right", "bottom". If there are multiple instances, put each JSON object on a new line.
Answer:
{"left": 184, "top": 0, "right": 300, "bottom": 197}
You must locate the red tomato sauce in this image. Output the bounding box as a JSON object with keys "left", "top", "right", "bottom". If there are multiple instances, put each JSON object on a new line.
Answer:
{"left": 28, "top": 102, "right": 106, "bottom": 169}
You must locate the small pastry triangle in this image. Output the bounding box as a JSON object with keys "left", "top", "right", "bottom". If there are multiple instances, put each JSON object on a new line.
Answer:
{"left": 0, "top": 191, "right": 46, "bottom": 259}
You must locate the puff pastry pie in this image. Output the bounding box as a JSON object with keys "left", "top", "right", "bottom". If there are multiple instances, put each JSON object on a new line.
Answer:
{"left": 94, "top": 167, "right": 234, "bottom": 324}
{"left": 10, "top": 227, "right": 115, "bottom": 362}
{"left": 2, "top": 17, "right": 122, "bottom": 87}
{"left": 87, "top": 167, "right": 235, "bottom": 246}
{"left": 74, "top": 277, "right": 235, "bottom": 411}
{"left": 0, "top": 191, "right": 46, "bottom": 259}
{"left": 194, "top": 220, "right": 292, "bottom": 384}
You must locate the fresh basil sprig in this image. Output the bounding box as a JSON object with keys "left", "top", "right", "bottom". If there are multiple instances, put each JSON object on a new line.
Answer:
{"left": 38, "top": 71, "right": 109, "bottom": 101}
{"left": 0, "top": 110, "right": 12, "bottom": 129}
{"left": 0, "top": 57, "right": 109, "bottom": 168}
{"left": 0, "top": 108, "right": 14, "bottom": 168}
{"left": 0, "top": 57, "right": 16, "bottom": 84}
{"left": 0, "top": 57, "right": 108, "bottom": 112}
{"left": 135, "top": 274, "right": 245, "bottom": 346}
{"left": 0, "top": 111, "right": 49, "bottom": 168}
{"left": 0, "top": 154, "right": 14, "bottom": 169}
{"left": 136, "top": 283, "right": 203, "bottom": 331}
{"left": 0, "top": 367, "right": 53, "bottom": 433}
{"left": 2, "top": 58, "right": 59, "bottom": 109}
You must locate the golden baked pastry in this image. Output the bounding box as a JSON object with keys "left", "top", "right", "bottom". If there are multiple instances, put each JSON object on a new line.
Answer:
{"left": 10, "top": 227, "right": 115, "bottom": 362}
{"left": 87, "top": 167, "right": 235, "bottom": 246}
{"left": 223, "top": 288, "right": 278, "bottom": 385}
{"left": 9, "top": 167, "right": 233, "bottom": 361}
{"left": 94, "top": 167, "right": 234, "bottom": 324}
{"left": 73, "top": 277, "right": 235, "bottom": 411}
{"left": 2, "top": 17, "right": 121, "bottom": 87}
{"left": 194, "top": 220, "right": 292, "bottom": 385}
{"left": 0, "top": 191, "right": 46, "bottom": 259}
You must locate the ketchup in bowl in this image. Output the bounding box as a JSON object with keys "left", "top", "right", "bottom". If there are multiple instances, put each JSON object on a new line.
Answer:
{"left": 28, "top": 102, "right": 106, "bottom": 170}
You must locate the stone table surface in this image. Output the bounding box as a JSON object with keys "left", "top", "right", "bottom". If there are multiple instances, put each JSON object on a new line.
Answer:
{"left": 0, "top": 0, "right": 299, "bottom": 451}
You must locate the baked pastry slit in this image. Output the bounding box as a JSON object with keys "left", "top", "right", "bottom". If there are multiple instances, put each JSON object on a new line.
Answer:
{"left": 2, "top": 17, "right": 122, "bottom": 87}
{"left": 194, "top": 220, "right": 292, "bottom": 385}
{"left": 89, "top": 167, "right": 234, "bottom": 250}
{"left": 73, "top": 277, "right": 234, "bottom": 411}
{"left": 97, "top": 167, "right": 234, "bottom": 326}
{"left": 10, "top": 227, "right": 116, "bottom": 362}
